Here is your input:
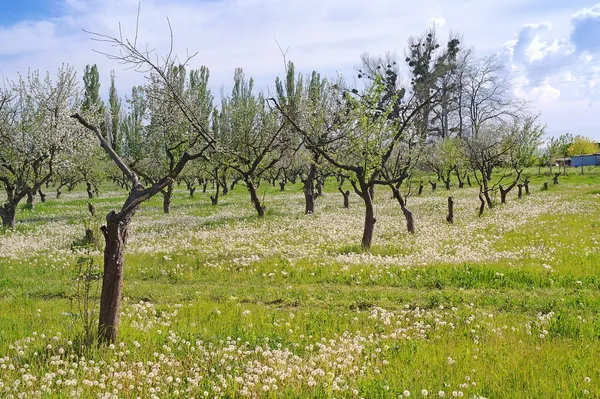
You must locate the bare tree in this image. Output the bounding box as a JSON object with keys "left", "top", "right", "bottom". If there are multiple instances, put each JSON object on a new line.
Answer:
{"left": 73, "top": 21, "right": 215, "bottom": 344}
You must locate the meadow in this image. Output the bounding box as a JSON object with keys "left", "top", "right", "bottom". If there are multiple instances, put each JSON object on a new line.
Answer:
{"left": 1, "top": 167, "right": 600, "bottom": 398}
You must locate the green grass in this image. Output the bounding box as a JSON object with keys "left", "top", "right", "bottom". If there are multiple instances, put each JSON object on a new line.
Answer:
{"left": 1, "top": 167, "right": 600, "bottom": 397}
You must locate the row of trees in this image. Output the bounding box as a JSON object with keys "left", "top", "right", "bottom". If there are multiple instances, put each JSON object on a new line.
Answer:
{"left": 0, "top": 24, "right": 576, "bottom": 344}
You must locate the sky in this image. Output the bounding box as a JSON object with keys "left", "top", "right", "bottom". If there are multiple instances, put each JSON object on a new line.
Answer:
{"left": 0, "top": 0, "right": 599, "bottom": 140}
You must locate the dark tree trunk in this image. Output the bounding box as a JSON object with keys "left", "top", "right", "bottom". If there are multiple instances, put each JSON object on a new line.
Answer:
{"left": 279, "top": 180, "right": 286, "bottom": 192}
{"left": 338, "top": 187, "right": 350, "bottom": 209}
{"left": 499, "top": 186, "right": 507, "bottom": 204}
{"left": 524, "top": 178, "right": 530, "bottom": 195}
{"left": 361, "top": 183, "right": 376, "bottom": 250}
{"left": 446, "top": 196, "right": 454, "bottom": 224}
{"left": 456, "top": 169, "right": 464, "bottom": 189}
{"left": 98, "top": 213, "right": 131, "bottom": 345}
{"left": 316, "top": 177, "right": 324, "bottom": 198}
{"left": 478, "top": 193, "right": 485, "bottom": 217}
{"left": 542, "top": 182, "right": 549, "bottom": 191}
{"left": 246, "top": 178, "right": 265, "bottom": 217}
{"left": 26, "top": 191, "right": 35, "bottom": 210}
{"left": 210, "top": 179, "right": 220, "bottom": 206}
{"left": 402, "top": 206, "right": 415, "bottom": 234}
{"left": 430, "top": 181, "right": 436, "bottom": 193}
{"left": 517, "top": 184, "right": 523, "bottom": 199}
{"left": 162, "top": 183, "right": 173, "bottom": 214}
{"left": 0, "top": 203, "right": 17, "bottom": 228}
{"left": 553, "top": 172, "right": 561, "bottom": 185}
{"left": 483, "top": 190, "right": 493, "bottom": 209}
{"left": 467, "top": 175, "right": 472, "bottom": 187}
{"left": 38, "top": 189, "right": 46, "bottom": 203}
{"left": 230, "top": 177, "right": 240, "bottom": 191}
{"left": 203, "top": 181, "right": 208, "bottom": 193}
{"left": 391, "top": 186, "right": 414, "bottom": 234}
{"left": 222, "top": 182, "right": 229, "bottom": 196}
{"left": 56, "top": 188, "right": 62, "bottom": 199}
{"left": 303, "top": 163, "right": 317, "bottom": 214}
{"left": 418, "top": 183, "right": 424, "bottom": 196}
{"left": 189, "top": 186, "right": 195, "bottom": 197}
{"left": 86, "top": 182, "right": 94, "bottom": 199}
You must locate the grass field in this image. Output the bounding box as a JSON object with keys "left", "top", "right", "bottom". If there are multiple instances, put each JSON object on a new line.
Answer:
{"left": 1, "top": 166, "right": 600, "bottom": 398}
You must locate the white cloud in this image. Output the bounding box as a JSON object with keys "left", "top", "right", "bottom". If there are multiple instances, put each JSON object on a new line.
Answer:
{"left": 0, "top": 0, "right": 598, "bottom": 138}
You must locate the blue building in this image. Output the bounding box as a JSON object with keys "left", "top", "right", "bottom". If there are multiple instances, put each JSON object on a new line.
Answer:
{"left": 571, "top": 153, "right": 600, "bottom": 167}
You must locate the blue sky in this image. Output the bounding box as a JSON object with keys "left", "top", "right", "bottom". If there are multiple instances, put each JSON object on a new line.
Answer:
{"left": 0, "top": 0, "right": 61, "bottom": 25}
{"left": 0, "top": 0, "right": 599, "bottom": 140}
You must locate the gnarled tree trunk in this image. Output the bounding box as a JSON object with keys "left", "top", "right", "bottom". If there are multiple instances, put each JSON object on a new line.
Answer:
{"left": 246, "top": 178, "right": 265, "bottom": 217}
{"left": 478, "top": 193, "right": 485, "bottom": 217}
{"left": 338, "top": 187, "right": 350, "bottom": 209}
{"left": 98, "top": 211, "right": 133, "bottom": 344}
{"left": 446, "top": 196, "right": 454, "bottom": 224}
{"left": 361, "top": 187, "right": 376, "bottom": 250}
{"left": 26, "top": 190, "right": 35, "bottom": 209}
{"left": 162, "top": 183, "right": 173, "bottom": 214}
{"left": 0, "top": 203, "right": 17, "bottom": 229}
{"left": 86, "top": 182, "right": 94, "bottom": 199}
{"left": 303, "top": 163, "right": 317, "bottom": 214}
{"left": 391, "top": 186, "right": 414, "bottom": 234}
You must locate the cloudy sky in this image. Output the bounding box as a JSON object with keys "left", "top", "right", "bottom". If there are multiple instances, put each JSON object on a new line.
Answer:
{"left": 1, "top": 0, "right": 599, "bottom": 139}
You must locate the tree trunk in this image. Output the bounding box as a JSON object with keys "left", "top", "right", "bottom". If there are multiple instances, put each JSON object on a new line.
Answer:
{"left": 162, "top": 183, "right": 173, "bottom": 214}
{"left": 391, "top": 186, "right": 414, "bottom": 234}
{"left": 0, "top": 203, "right": 17, "bottom": 228}
{"left": 210, "top": 179, "right": 220, "bottom": 206}
{"left": 543, "top": 182, "right": 548, "bottom": 191}
{"left": 246, "top": 178, "right": 265, "bottom": 217}
{"left": 553, "top": 173, "right": 560, "bottom": 185}
{"left": 456, "top": 170, "right": 464, "bottom": 189}
{"left": 524, "top": 178, "right": 530, "bottom": 195}
{"left": 418, "top": 183, "right": 424, "bottom": 196}
{"left": 467, "top": 175, "right": 472, "bottom": 187}
{"left": 517, "top": 184, "right": 523, "bottom": 199}
{"left": 430, "top": 181, "right": 436, "bottom": 193}
{"left": 483, "top": 190, "right": 493, "bottom": 209}
{"left": 86, "top": 182, "right": 94, "bottom": 199}
{"left": 56, "top": 188, "right": 62, "bottom": 199}
{"left": 338, "top": 187, "right": 350, "bottom": 209}
{"left": 98, "top": 214, "right": 130, "bottom": 345}
{"left": 446, "top": 196, "right": 454, "bottom": 224}
{"left": 230, "top": 178, "right": 240, "bottom": 191}
{"left": 499, "top": 185, "right": 508, "bottom": 204}
{"left": 361, "top": 183, "right": 376, "bottom": 250}
{"left": 303, "top": 163, "right": 316, "bottom": 214}
{"left": 26, "top": 191, "right": 35, "bottom": 210}
{"left": 38, "top": 189, "right": 46, "bottom": 203}
{"left": 316, "top": 177, "right": 323, "bottom": 198}
{"left": 189, "top": 186, "right": 195, "bottom": 197}
{"left": 402, "top": 206, "right": 415, "bottom": 234}
{"left": 279, "top": 180, "right": 286, "bottom": 191}
{"left": 478, "top": 193, "right": 485, "bottom": 217}
{"left": 203, "top": 181, "right": 208, "bottom": 193}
